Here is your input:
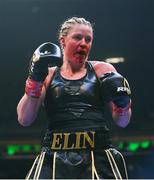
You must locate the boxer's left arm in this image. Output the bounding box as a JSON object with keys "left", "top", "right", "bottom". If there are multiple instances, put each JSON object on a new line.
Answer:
{"left": 100, "top": 71, "right": 132, "bottom": 128}
{"left": 92, "top": 61, "right": 132, "bottom": 128}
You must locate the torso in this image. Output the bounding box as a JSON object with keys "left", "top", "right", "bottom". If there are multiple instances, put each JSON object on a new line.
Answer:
{"left": 43, "top": 61, "right": 116, "bottom": 131}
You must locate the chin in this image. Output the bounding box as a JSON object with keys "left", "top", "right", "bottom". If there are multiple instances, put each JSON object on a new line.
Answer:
{"left": 78, "top": 56, "right": 87, "bottom": 63}
{"left": 78, "top": 59, "right": 84, "bottom": 64}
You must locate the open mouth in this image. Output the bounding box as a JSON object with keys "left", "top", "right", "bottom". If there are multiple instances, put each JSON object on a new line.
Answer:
{"left": 77, "top": 51, "right": 87, "bottom": 56}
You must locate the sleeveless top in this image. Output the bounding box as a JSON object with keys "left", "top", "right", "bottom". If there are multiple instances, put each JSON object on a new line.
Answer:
{"left": 43, "top": 62, "right": 109, "bottom": 132}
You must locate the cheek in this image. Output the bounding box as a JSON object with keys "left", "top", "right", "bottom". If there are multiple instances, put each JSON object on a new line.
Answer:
{"left": 87, "top": 44, "right": 92, "bottom": 52}
{"left": 65, "top": 45, "right": 74, "bottom": 57}
{"left": 69, "top": 41, "right": 76, "bottom": 48}
{"left": 87, "top": 45, "right": 91, "bottom": 50}
{"left": 67, "top": 42, "right": 76, "bottom": 52}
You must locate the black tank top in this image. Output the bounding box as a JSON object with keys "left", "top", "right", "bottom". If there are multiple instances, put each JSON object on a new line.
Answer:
{"left": 44, "top": 62, "right": 108, "bottom": 131}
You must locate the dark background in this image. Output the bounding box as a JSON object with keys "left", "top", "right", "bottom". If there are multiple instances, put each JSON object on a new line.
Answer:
{"left": 0, "top": 0, "right": 154, "bottom": 178}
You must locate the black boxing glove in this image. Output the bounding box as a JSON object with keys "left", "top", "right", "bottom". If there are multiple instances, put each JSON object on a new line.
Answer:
{"left": 29, "top": 42, "right": 62, "bottom": 82}
{"left": 25, "top": 42, "right": 62, "bottom": 98}
{"left": 100, "top": 72, "right": 131, "bottom": 108}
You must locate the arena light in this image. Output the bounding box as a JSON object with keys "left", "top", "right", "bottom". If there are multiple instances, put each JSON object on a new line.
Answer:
{"left": 118, "top": 142, "right": 124, "bottom": 150}
{"left": 7, "top": 145, "right": 20, "bottom": 155}
{"left": 127, "top": 142, "right": 140, "bottom": 152}
{"left": 140, "top": 141, "right": 151, "bottom": 149}
{"left": 6, "top": 144, "right": 41, "bottom": 156}
{"left": 22, "top": 144, "right": 31, "bottom": 152}
{"left": 105, "top": 57, "right": 125, "bottom": 64}
{"left": 5, "top": 140, "right": 153, "bottom": 156}
{"left": 117, "top": 140, "right": 152, "bottom": 152}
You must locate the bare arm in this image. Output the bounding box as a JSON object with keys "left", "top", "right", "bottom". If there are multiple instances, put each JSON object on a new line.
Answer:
{"left": 17, "top": 67, "right": 55, "bottom": 127}
{"left": 110, "top": 101, "right": 132, "bottom": 128}
{"left": 91, "top": 60, "right": 132, "bottom": 128}
{"left": 17, "top": 85, "right": 46, "bottom": 126}
{"left": 17, "top": 42, "right": 61, "bottom": 127}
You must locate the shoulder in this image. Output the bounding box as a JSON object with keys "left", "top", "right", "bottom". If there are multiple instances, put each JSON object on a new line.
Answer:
{"left": 89, "top": 60, "right": 117, "bottom": 78}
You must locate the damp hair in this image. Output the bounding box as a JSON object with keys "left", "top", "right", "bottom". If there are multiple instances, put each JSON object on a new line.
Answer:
{"left": 58, "top": 17, "right": 93, "bottom": 40}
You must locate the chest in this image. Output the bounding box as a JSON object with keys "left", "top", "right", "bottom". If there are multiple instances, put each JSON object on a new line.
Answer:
{"left": 50, "top": 74, "right": 98, "bottom": 98}
{"left": 45, "top": 67, "right": 101, "bottom": 105}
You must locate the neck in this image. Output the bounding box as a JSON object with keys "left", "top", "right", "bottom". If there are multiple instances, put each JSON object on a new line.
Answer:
{"left": 60, "top": 59, "right": 87, "bottom": 80}
{"left": 62, "top": 58, "right": 87, "bottom": 73}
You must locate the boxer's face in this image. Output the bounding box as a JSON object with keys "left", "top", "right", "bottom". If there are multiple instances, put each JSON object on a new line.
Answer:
{"left": 60, "top": 24, "right": 93, "bottom": 66}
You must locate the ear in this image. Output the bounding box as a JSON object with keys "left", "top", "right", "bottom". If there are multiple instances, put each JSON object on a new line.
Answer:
{"left": 59, "top": 36, "right": 65, "bottom": 49}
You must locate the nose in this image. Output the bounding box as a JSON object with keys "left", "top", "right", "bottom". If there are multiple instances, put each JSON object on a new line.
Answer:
{"left": 80, "top": 38, "right": 87, "bottom": 48}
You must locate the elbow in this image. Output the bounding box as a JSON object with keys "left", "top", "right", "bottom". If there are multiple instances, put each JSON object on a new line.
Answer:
{"left": 17, "top": 112, "right": 34, "bottom": 127}
{"left": 17, "top": 116, "right": 32, "bottom": 127}
{"left": 17, "top": 107, "right": 36, "bottom": 127}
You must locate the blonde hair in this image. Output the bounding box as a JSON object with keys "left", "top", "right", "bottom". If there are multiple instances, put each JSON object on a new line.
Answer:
{"left": 58, "top": 17, "right": 93, "bottom": 39}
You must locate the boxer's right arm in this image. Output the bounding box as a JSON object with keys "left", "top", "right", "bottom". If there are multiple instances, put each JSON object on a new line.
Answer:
{"left": 17, "top": 87, "right": 46, "bottom": 126}
{"left": 17, "top": 42, "right": 62, "bottom": 126}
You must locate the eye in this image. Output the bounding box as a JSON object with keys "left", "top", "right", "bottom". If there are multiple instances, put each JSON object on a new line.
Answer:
{"left": 73, "top": 34, "right": 82, "bottom": 41}
{"left": 85, "top": 36, "right": 92, "bottom": 43}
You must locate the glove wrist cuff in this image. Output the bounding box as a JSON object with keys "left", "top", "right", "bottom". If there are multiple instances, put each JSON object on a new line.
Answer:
{"left": 25, "top": 78, "right": 43, "bottom": 98}
{"left": 112, "top": 100, "right": 131, "bottom": 114}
